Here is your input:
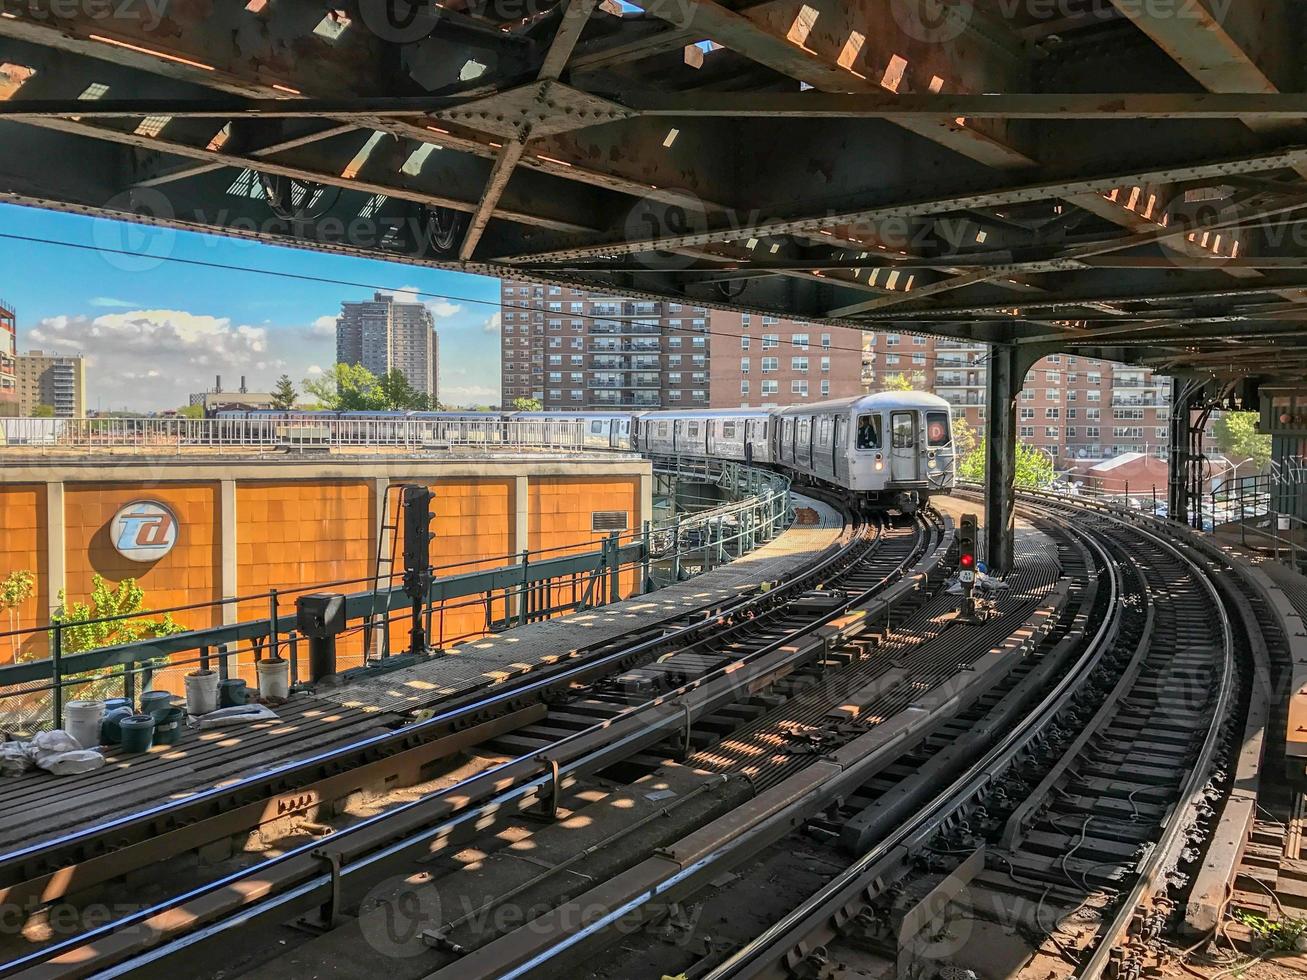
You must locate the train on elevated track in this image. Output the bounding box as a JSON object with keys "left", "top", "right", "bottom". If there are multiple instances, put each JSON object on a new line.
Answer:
{"left": 212, "top": 392, "right": 956, "bottom": 510}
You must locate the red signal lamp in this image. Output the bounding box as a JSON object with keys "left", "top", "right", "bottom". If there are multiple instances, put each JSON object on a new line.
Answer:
{"left": 959, "top": 553, "right": 975, "bottom": 569}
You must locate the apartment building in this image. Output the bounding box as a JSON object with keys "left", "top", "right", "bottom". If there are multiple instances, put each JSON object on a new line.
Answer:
{"left": 0, "top": 300, "right": 15, "bottom": 416}
{"left": 336, "top": 292, "right": 440, "bottom": 402}
{"left": 16, "top": 349, "right": 85, "bottom": 417}
{"left": 499, "top": 280, "right": 867, "bottom": 410}
{"left": 862, "top": 333, "right": 1172, "bottom": 463}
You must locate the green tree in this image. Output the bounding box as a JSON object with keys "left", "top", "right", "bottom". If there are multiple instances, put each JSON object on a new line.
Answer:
{"left": 952, "top": 415, "right": 977, "bottom": 459}
{"left": 270, "top": 374, "right": 298, "bottom": 411}
{"left": 0, "top": 570, "right": 35, "bottom": 661}
{"left": 376, "top": 369, "right": 429, "bottom": 410}
{"left": 958, "top": 438, "right": 1055, "bottom": 489}
{"left": 1212, "top": 411, "right": 1271, "bottom": 470}
{"left": 881, "top": 372, "right": 926, "bottom": 392}
{"left": 511, "top": 397, "right": 543, "bottom": 411}
{"left": 53, "top": 574, "right": 184, "bottom": 654}
{"left": 30, "top": 404, "right": 54, "bottom": 418}
{"left": 304, "top": 363, "right": 384, "bottom": 411}
{"left": 177, "top": 403, "right": 204, "bottom": 419}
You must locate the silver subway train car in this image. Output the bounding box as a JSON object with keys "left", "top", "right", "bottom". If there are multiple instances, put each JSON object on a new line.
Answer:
{"left": 635, "top": 392, "right": 956, "bottom": 510}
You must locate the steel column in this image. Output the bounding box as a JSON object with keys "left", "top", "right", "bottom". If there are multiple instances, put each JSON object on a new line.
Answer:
{"left": 984, "top": 346, "right": 1041, "bottom": 575}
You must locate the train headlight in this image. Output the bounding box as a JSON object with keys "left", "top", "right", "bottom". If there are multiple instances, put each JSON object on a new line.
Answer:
{"left": 929, "top": 460, "right": 937, "bottom": 469}
{"left": 875, "top": 461, "right": 883, "bottom": 471}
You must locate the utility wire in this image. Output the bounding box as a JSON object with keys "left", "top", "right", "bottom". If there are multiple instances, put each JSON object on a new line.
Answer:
{"left": 0, "top": 229, "right": 1001, "bottom": 369}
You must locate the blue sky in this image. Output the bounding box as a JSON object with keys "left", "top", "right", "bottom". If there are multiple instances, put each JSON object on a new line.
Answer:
{"left": 0, "top": 202, "right": 504, "bottom": 411}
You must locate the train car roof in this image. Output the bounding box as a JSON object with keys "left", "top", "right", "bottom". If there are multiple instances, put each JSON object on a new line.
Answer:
{"left": 509, "top": 411, "right": 631, "bottom": 418}
{"left": 638, "top": 408, "right": 773, "bottom": 421}
{"left": 774, "top": 392, "right": 952, "bottom": 416}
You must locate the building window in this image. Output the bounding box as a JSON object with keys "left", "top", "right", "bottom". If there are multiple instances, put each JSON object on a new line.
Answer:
{"left": 792, "top": 380, "right": 808, "bottom": 396}
{"left": 740, "top": 358, "right": 750, "bottom": 374}
{"left": 821, "top": 334, "right": 831, "bottom": 349}
{"left": 762, "top": 380, "right": 778, "bottom": 396}
{"left": 792, "top": 334, "right": 809, "bottom": 350}
{"left": 820, "top": 380, "right": 830, "bottom": 397}
{"left": 740, "top": 380, "right": 750, "bottom": 394}
{"left": 792, "top": 357, "right": 808, "bottom": 372}
{"left": 762, "top": 334, "right": 779, "bottom": 349}
{"left": 741, "top": 335, "right": 750, "bottom": 350}
{"left": 821, "top": 357, "right": 830, "bottom": 373}
{"left": 761, "top": 357, "right": 778, "bottom": 373}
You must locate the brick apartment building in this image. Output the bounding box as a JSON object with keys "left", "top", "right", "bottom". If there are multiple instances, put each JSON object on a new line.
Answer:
{"left": 500, "top": 280, "right": 866, "bottom": 410}
{"left": 0, "top": 300, "right": 15, "bottom": 417}
{"left": 499, "top": 280, "right": 1172, "bottom": 465}
{"left": 862, "top": 333, "right": 1172, "bottom": 463}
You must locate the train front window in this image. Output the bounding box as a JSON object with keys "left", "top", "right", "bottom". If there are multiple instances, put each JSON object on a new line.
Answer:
{"left": 926, "top": 411, "right": 951, "bottom": 447}
{"left": 855, "top": 414, "right": 881, "bottom": 450}
{"left": 891, "top": 414, "right": 915, "bottom": 449}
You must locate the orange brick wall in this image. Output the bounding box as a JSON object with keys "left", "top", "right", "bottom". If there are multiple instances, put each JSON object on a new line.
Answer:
{"left": 236, "top": 480, "right": 373, "bottom": 677}
{"left": 387, "top": 478, "right": 516, "bottom": 649}
{"left": 529, "top": 477, "right": 642, "bottom": 603}
{"left": 0, "top": 485, "right": 46, "bottom": 663}
{"left": 65, "top": 483, "right": 220, "bottom": 629}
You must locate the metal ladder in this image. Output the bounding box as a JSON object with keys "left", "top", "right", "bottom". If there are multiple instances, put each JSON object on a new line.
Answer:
{"left": 365, "top": 483, "right": 404, "bottom": 661}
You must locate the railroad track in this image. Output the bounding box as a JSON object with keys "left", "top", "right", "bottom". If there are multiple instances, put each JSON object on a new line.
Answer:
{"left": 0, "top": 501, "right": 949, "bottom": 978}
{"left": 0, "top": 495, "right": 864, "bottom": 923}
{"left": 636, "top": 492, "right": 1249, "bottom": 980}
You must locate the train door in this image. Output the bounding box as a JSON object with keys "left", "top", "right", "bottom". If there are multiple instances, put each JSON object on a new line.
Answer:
{"left": 890, "top": 411, "right": 918, "bottom": 482}
{"left": 744, "top": 419, "right": 754, "bottom": 465}
{"left": 706, "top": 420, "right": 717, "bottom": 456}
{"left": 833, "top": 415, "right": 846, "bottom": 483}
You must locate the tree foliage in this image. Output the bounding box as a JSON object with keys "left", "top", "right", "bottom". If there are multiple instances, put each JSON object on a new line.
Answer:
{"left": 30, "top": 404, "right": 54, "bottom": 418}
{"left": 302, "top": 364, "right": 431, "bottom": 411}
{"left": 1212, "top": 411, "right": 1271, "bottom": 469}
{"left": 176, "top": 403, "right": 204, "bottom": 419}
{"left": 53, "top": 574, "right": 183, "bottom": 655}
{"left": 0, "top": 569, "right": 35, "bottom": 661}
{"left": 881, "top": 372, "right": 926, "bottom": 392}
{"left": 270, "top": 374, "right": 298, "bottom": 411}
{"left": 512, "top": 397, "right": 543, "bottom": 411}
{"left": 951, "top": 415, "right": 977, "bottom": 459}
{"left": 958, "top": 438, "right": 1055, "bottom": 489}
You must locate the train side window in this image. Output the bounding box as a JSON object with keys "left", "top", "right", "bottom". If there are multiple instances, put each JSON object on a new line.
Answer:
{"left": 926, "top": 411, "right": 951, "bottom": 447}
{"left": 722, "top": 422, "right": 736, "bottom": 439}
{"left": 855, "top": 414, "right": 881, "bottom": 450}
{"left": 591, "top": 420, "right": 603, "bottom": 434}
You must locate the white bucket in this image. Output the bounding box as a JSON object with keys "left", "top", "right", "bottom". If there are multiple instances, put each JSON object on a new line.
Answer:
{"left": 1279, "top": 515, "right": 1291, "bottom": 531}
{"left": 65, "top": 700, "right": 105, "bottom": 750}
{"left": 257, "top": 657, "right": 290, "bottom": 700}
{"left": 184, "top": 669, "right": 220, "bottom": 715}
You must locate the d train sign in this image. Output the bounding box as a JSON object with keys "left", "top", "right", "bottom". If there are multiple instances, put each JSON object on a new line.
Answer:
{"left": 110, "top": 501, "right": 179, "bottom": 562}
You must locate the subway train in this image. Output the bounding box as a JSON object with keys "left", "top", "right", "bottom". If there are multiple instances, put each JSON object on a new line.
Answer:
{"left": 210, "top": 392, "right": 956, "bottom": 508}
{"left": 634, "top": 393, "right": 956, "bottom": 510}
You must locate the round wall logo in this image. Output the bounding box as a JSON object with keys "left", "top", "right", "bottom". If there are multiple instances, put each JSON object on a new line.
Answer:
{"left": 110, "top": 501, "right": 179, "bottom": 562}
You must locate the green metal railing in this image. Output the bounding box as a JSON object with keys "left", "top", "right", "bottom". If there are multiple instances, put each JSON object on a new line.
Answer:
{"left": 0, "top": 461, "right": 791, "bottom": 731}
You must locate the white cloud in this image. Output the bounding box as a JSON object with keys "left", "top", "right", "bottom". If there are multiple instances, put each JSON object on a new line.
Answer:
{"left": 25, "top": 309, "right": 320, "bottom": 411}
{"left": 89, "top": 296, "right": 138, "bottom": 309}
{"left": 381, "top": 285, "right": 461, "bottom": 319}
{"left": 306, "top": 364, "right": 324, "bottom": 376}
{"left": 482, "top": 312, "right": 501, "bottom": 335}
{"left": 310, "top": 314, "right": 337, "bottom": 337}
{"left": 440, "top": 382, "right": 500, "bottom": 406}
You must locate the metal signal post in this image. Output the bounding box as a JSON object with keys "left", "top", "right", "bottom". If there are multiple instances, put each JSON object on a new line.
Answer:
{"left": 401, "top": 484, "right": 436, "bottom": 656}
{"left": 958, "top": 513, "right": 979, "bottom": 622}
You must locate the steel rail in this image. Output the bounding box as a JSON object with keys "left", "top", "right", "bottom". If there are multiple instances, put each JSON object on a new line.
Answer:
{"left": 704, "top": 499, "right": 1122, "bottom": 979}
{"left": 1022, "top": 496, "right": 1236, "bottom": 979}
{"left": 0, "top": 497, "right": 860, "bottom": 913}
{"left": 4, "top": 510, "right": 942, "bottom": 977}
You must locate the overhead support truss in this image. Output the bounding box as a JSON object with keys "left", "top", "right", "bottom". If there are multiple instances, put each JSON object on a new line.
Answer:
{"left": 0, "top": 0, "right": 1306, "bottom": 378}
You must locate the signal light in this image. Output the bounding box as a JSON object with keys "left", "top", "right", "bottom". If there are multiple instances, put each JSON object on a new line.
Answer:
{"left": 958, "top": 513, "right": 978, "bottom": 572}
